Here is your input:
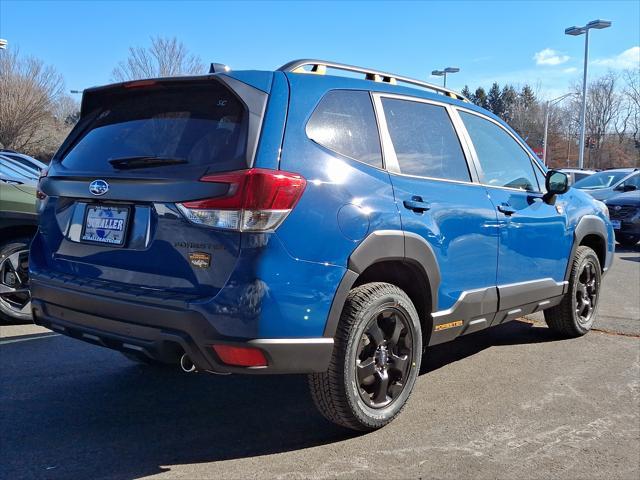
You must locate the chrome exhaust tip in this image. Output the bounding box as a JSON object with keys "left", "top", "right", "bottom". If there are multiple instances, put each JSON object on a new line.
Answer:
{"left": 180, "top": 353, "right": 197, "bottom": 373}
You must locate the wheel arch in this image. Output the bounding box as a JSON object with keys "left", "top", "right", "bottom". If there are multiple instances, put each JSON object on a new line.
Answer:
{"left": 567, "top": 215, "right": 608, "bottom": 279}
{"left": 323, "top": 230, "right": 440, "bottom": 345}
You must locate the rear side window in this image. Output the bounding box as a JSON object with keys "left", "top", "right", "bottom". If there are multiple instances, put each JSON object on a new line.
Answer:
{"left": 61, "top": 83, "right": 247, "bottom": 172}
{"left": 306, "top": 90, "right": 382, "bottom": 168}
{"left": 621, "top": 173, "right": 640, "bottom": 189}
{"left": 381, "top": 98, "right": 470, "bottom": 181}
{"left": 460, "top": 111, "right": 539, "bottom": 192}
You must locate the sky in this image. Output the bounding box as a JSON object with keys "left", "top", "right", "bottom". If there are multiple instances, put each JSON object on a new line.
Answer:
{"left": 1, "top": 0, "right": 639, "bottom": 100}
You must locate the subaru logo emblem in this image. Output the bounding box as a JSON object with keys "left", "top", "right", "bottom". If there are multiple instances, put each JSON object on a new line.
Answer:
{"left": 89, "top": 179, "right": 109, "bottom": 196}
{"left": 614, "top": 205, "right": 621, "bottom": 211}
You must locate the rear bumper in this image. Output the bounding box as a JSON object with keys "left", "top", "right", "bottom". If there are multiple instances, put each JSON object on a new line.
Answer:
{"left": 31, "top": 279, "right": 333, "bottom": 374}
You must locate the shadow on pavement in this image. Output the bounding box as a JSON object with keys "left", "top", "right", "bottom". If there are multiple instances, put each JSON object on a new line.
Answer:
{"left": 422, "top": 319, "right": 558, "bottom": 374}
{"left": 0, "top": 319, "right": 559, "bottom": 480}
{"left": 0, "top": 317, "right": 36, "bottom": 327}
{"left": 615, "top": 243, "right": 640, "bottom": 254}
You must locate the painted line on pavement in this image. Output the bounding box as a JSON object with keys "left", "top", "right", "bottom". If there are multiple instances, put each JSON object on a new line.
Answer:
{"left": 0, "top": 333, "right": 61, "bottom": 345}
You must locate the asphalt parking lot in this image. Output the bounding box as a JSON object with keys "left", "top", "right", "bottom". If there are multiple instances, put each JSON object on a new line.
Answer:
{"left": 1, "top": 246, "right": 639, "bottom": 480}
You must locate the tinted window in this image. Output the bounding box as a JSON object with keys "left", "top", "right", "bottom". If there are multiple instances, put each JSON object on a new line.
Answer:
{"left": 573, "top": 171, "right": 630, "bottom": 189}
{"left": 306, "top": 90, "right": 382, "bottom": 168}
{"left": 0, "top": 157, "right": 38, "bottom": 180}
{"left": 621, "top": 173, "right": 640, "bottom": 189}
{"left": 61, "top": 83, "right": 247, "bottom": 172}
{"left": 574, "top": 172, "right": 590, "bottom": 182}
{"left": 2, "top": 153, "right": 42, "bottom": 172}
{"left": 460, "top": 111, "right": 539, "bottom": 191}
{"left": 382, "top": 98, "right": 470, "bottom": 181}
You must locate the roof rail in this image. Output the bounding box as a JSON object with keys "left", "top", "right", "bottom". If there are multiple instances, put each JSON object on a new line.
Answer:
{"left": 278, "top": 59, "right": 469, "bottom": 102}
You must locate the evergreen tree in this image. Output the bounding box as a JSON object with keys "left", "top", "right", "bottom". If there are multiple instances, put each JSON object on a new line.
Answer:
{"left": 520, "top": 85, "right": 537, "bottom": 110}
{"left": 500, "top": 85, "right": 518, "bottom": 123}
{"left": 473, "top": 87, "right": 489, "bottom": 109}
{"left": 461, "top": 85, "right": 473, "bottom": 100}
{"left": 487, "top": 82, "right": 504, "bottom": 117}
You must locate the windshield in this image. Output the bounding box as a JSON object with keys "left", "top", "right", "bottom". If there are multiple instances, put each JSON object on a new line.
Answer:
{"left": 61, "top": 83, "right": 248, "bottom": 173}
{"left": 573, "top": 171, "right": 629, "bottom": 189}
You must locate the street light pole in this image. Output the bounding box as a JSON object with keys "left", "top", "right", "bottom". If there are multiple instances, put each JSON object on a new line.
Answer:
{"left": 431, "top": 67, "right": 460, "bottom": 88}
{"left": 577, "top": 28, "right": 590, "bottom": 169}
{"left": 542, "top": 92, "right": 577, "bottom": 166}
{"left": 565, "top": 19, "right": 612, "bottom": 169}
{"left": 543, "top": 102, "right": 551, "bottom": 166}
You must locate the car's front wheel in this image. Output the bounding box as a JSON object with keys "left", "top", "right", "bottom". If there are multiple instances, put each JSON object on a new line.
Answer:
{"left": 544, "top": 246, "right": 601, "bottom": 337}
{"left": 0, "top": 238, "right": 32, "bottom": 323}
{"left": 308, "top": 282, "right": 422, "bottom": 431}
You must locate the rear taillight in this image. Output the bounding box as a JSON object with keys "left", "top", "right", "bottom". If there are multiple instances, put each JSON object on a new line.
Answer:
{"left": 176, "top": 168, "right": 306, "bottom": 231}
{"left": 36, "top": 167, "right": 48, "bottom": 201}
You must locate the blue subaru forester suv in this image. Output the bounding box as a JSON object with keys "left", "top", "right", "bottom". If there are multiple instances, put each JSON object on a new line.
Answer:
{"left": 30, "top": 60, "right": 614, "bottom": 431}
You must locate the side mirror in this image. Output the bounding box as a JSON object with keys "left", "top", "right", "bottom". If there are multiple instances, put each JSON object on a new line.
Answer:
{"left": 543, "top": 170, "right": 569, "bottom": 204}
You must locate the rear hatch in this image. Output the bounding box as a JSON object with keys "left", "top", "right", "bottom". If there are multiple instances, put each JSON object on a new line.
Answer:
{"left": 37, "top": 75, "right": 269, "bottom": 300}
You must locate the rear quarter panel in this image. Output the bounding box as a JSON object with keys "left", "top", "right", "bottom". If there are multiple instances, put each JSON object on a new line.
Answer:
{"left": 277, "top": 74, "right": 401, "bottom": 267}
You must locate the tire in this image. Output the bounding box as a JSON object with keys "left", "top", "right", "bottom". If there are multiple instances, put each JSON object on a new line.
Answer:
{"left": 616, "top": 234, "right": 639, "bottom": 248}
{"left": 0, "top": 238, "right": 33, "bottom": 324}
{"left": 544, "top": 246, "right": 602, "bottom": 337}
{"left": 308, "top": 282, "right": 422, "bottom": 431}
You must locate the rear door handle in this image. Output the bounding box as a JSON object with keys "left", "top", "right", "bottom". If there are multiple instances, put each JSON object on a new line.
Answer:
{"left": 403, "top": 196, "right": 431, "bottom": 213}
{"left": 497, "top": 204, "right": 516, "bottom": 216}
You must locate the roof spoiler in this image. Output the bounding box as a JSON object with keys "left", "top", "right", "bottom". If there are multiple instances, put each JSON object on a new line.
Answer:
{"left": 209, "top": 63, "right": 231, "bottom": 74}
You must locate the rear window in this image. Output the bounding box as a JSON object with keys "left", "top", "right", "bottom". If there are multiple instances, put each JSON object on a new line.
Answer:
{"left": 61, "top": 83, "right": 248, "bottom": 172}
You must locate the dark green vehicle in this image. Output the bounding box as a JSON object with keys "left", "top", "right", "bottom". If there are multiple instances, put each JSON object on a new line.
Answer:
{"left": 0, "top": 156, "right": 38, "bottom": 322}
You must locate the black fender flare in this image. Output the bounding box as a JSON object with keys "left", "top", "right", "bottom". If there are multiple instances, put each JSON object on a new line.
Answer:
{"left": 323, "top": 230, "right": 441, "bottom": 337}
{"left": 565, "top": 214, "right": 608, "bottom": 281}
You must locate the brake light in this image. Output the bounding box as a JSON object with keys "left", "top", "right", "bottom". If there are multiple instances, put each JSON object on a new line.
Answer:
{"left": 124, "top": 79, "right": 157, "bottom": 89}
{"left": 212, "top": 344, "right": 267, "bottom": 367}
{"left": 176, "top": 168, "right": 306, "bottom": 231}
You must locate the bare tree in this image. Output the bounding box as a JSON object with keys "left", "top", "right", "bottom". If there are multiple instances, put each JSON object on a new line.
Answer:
{"left": 567, "top": 73, "right": 624, "bottom": 168}
{"left": 111, "top": 36, "right": 205, "bottom": 81}
{"left": 622, "top": 68, "right": 640, "bottom": 144}
{"left": 52, "top": 94, "right": 80, "bottom": 126}
{"left": 587, "top": 73, "right": 620, "bottom": 145}
{"left": 0, "top": 49, "right": 64, "bottom": 152}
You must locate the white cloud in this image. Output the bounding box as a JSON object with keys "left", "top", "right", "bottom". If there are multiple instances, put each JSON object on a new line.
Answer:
{"left": 593, "top": 46, "right": 640, "bottom": 69}
{"left": 534, "top": 48, "right": 570, "bottom": 66}
{"left": 562, "top": 67, "right": 578, "bottom": 74}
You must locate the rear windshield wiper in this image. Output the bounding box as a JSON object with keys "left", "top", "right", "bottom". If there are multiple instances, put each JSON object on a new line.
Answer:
{"left": 108, "top": 156, "right": 188, "bottom": 170}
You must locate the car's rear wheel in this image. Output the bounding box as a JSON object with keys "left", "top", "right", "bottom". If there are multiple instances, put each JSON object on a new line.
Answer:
{"left": 308, "top": 282, "right": 422, "bottom": 431}
{"left": 544, "top": 246, "right": 601, "bottom": 337}
{"left": 0, "top": 238, "right": 32, "bottom": 323}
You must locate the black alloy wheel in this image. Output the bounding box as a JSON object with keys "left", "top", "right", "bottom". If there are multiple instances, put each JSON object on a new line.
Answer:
{"left": 356, "top": 307, "right": 413, "bottom": 408}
